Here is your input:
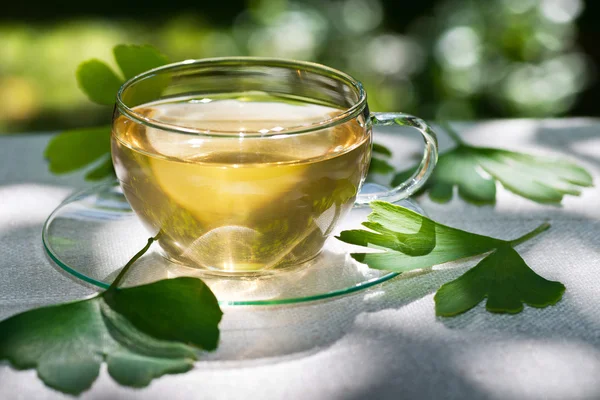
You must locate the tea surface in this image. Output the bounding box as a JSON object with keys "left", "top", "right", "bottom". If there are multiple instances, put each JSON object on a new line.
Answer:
{"left": 112, "top": 95, "right": 371, "bottom": 273}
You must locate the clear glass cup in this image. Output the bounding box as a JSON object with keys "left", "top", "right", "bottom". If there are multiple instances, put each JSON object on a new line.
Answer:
{"left": 111, "top": 58, "right": 438, "bottom": 276}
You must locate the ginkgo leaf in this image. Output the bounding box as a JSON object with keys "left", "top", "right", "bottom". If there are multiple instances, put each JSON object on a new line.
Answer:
{"left": 0, "top": 298, "right": 190, "bottom": 394}
{"left": 338, "top": 201, "right": 502, "bottom": 271}
{"left": 115, "top": 44, "right": 171, "bottom": 107}
{"left": 113, "top": 44, "right": 170, "bottom": 80}
{"left": 372, "top": 142, "right": 392, "bottom": 157}
{"left": 77, "top": 60, "right": 124, "bottom": 105}
{"left": 337, "top": 201, "right": 564, "bottom": 315}
{"left": 475, "top": 148, "right": 593, "bottom": 204}
{"left": 44, "top": 126, "right": 111, "bottom": 174}
{"left": 434, "top": 245, "right": 565, "bottom": 316}
{"left": 0, "top": 277, "right": 222, "bottom": 395}
{"left": 368, "top": 142, "right": 395, "bottom": 177}
{"left": 369, "top": 157, "right": 396, "bottom": 175}
{"left": 85, "top": 155, "right": 115, "bottom": 181}
{"left": 47, "top": 43, "right": 171, "bottom": 180}
{"left": 392, "top": 128, "right": 593, "bottom": 205}
{"left": 393, "top": 146, "right": 497, "bottom": 205}
{"left": 103, "top": 278, "right": 222, "bottom": 351}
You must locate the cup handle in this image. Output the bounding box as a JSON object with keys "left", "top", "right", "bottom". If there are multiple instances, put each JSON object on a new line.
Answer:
{"left": 355, "top": 112, "right": 439, "bottom": 206}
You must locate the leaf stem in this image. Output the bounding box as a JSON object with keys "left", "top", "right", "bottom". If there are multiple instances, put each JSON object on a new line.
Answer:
{"left": 439, "top": 121, "right": 465, "bottom": 146}
{"left": 509, "top": 222, "right": 551, "bottom": 247}
{"left": 108, "top": 233, "right": 160, "bottom": 290}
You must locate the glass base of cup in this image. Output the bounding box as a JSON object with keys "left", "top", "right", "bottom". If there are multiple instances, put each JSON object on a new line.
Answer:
{"left": 157, "top": 247, "right": 322, "bottom": 278}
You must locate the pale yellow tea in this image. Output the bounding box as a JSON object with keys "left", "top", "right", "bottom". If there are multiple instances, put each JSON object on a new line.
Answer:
{"left": 112, "top": 95, "right": 371, "bottom": 273}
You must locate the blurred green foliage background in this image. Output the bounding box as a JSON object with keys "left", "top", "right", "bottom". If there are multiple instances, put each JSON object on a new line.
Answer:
{"left": 1, "top": 0, "right": 598, "bottom": 132}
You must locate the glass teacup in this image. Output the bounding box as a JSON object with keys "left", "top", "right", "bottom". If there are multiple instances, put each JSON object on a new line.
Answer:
{"left": 111, "top": 58, "right": 438, "bottom": 275}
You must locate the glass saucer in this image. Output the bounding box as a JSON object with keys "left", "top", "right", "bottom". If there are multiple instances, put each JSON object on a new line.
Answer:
{"left": 42, "top": 181, "right": 424, "bottom": 306}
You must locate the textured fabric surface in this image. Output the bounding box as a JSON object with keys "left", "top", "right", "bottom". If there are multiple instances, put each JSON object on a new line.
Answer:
{"left": 0, "top": 119, "right": 599, "bottom": 400}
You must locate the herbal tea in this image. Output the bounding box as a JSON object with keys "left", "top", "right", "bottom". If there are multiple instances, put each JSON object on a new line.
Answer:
{"left": 112, "top": 95, "right": 371, "bottom": 273}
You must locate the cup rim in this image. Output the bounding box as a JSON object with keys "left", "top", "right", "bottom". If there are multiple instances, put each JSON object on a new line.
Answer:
{"left": 115, "top": 57, "right": 368, "bottom": 137}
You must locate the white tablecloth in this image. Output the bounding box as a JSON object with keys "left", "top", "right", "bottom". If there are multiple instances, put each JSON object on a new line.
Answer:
{"left": 1, "top": 119, "right": 599, "bottom": 400}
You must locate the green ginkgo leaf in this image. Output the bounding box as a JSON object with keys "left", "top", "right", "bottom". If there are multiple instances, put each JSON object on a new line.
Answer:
{"left": 337, "top": 201, "right": 564, "bottom": 316}
{"left": 0, "top": 277, "right": 222, "bottom": 395}
{"left": 338, "top": 201, "right": 502, "bottom": 271}
{"left": 474, "top": 148, "right": 592, "bottom": 203}
{"left": 47, "top": 43, "right": 170, "bottom": 180}
{"left": 372, "top": 142, "right": 393, "bottom": 157}
{"left": 369, "top": 157, "right": 396, "bottom": 175}
{"left": 85, "top": 155, "right": 115, "bottom": 181}
{"left": 76, "top": 60, "right": 124, "bottom": 105}
{"left": 113, "top": 44, "right": 170, "bottom": 80}
{"left": 113, "top": 44, "right": 171, "bottom": 106}
{"left": 434, "top": 245, "right": 565, "bottom": 316}
{"left": 392, "top": 126, "right": 593, "bottom": 205}
{"left": 368, "top": 142, "right": 395, "bottom": 177}
{"left": 103, "top": 278, "right": 222, "bottom": 351}
{"left": 44, "top": 126, "right": 111, "bottom": 174}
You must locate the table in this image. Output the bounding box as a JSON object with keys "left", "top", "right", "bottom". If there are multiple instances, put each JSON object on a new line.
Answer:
{"left": 1, "top": 119, "right": 599, "bottom": 400}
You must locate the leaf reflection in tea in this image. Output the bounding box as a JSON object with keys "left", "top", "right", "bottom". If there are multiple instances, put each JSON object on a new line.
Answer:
{"left": 112, "top": 94, "right": 371, "bottom": 274}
